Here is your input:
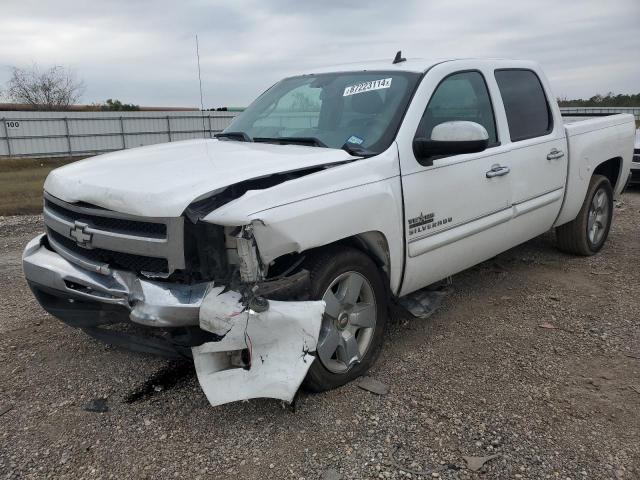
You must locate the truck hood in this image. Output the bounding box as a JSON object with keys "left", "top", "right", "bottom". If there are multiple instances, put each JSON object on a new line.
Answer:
{"left": 44, "top": 139, "right": 355, "bottom": 218}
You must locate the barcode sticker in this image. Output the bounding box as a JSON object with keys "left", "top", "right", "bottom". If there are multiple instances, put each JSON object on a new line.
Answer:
{"left": 343, "top": 78, "right": 392, "bottom": 97}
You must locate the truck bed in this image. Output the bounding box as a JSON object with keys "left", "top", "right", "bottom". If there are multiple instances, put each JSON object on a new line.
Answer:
{"left": 562, "top": 112, "right": 625, "bottom": 124}
{"left": 554, "top": 113, "right": 636, "bottom": 226}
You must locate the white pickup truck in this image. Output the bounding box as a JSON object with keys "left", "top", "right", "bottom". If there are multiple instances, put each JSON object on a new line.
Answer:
{"left": 23, "top": 56, "right": 635, "bottom": 406}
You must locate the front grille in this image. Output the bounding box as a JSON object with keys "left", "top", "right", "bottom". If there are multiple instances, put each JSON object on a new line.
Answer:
{"left": 45, "top": 198, "right": 167, "bottom": 238}
{"left": 43, "top": 193, "right": 184, "bottom": 275}
{"left": 48, "top": 229, "right": 169, "bottom": 273}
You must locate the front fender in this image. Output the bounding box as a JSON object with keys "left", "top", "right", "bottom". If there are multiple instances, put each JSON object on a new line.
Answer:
{"left": 203, "top": 144, "right": 404, "bottom": 293}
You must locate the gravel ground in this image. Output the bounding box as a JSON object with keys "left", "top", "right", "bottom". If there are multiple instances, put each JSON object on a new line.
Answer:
{"left": 1, "top": 191, "right": 639, "bottom": 480}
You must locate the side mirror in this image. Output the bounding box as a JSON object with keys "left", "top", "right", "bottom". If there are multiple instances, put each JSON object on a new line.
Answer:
{"left": 413, "top": 121, "right": 489, "bottom": 166}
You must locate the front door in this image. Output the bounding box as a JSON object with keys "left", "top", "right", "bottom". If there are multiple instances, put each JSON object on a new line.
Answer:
{"left": 397, "top": 68, "right": 514, "bottom": 296}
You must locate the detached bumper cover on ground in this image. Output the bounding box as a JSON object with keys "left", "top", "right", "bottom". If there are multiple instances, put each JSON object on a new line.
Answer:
{"left": 194, "top": 288, "right": 324, "bottom": 406}
{"left": 22, "top": 234, "right": 325, "bottom": 406}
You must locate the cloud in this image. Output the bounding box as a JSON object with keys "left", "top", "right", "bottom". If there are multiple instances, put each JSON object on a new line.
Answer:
{"left": 0, "top": 0, "right": 638, "bottom": 107}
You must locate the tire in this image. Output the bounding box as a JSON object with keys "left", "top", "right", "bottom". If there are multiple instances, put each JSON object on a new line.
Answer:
{"left": 302, "top": 246, "right": 388, "bottom": 392}
{"left": 556, "top": 174, "right": 614, "bottom": 256}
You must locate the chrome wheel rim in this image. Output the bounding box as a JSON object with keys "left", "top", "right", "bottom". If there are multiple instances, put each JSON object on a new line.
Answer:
{"left": 317, "top": 271, "right": 376, "bottom": 374}
{"left": 587, "top": 188, "right": 609, "bottom": 245}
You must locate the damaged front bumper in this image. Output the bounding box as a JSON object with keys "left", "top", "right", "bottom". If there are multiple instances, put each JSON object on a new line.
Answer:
{"left": 23, "top": 235, "right": 209, "bottom": 328}
{"left": 22, "top": 234, "right": 325, "bottom": 406}
{"left": 194, "top": 287, "right": 323, "bottom": 405}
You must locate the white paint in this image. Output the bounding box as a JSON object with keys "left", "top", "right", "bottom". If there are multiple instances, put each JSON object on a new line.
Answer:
{"left": 554, "top": 117, "right": 636, "bottom": 226}
{"left": 394, "top": 58, "right": 635, "bottom": 295}
{"left": 43, "top": 139, "right": 357, "bottom": 217}
{"left": 193, "top": 288, "right": 324, "bottom": 406}
{"left": 300, "top": 57, "right": 443, "bottom": 75}
{"left": 430, "top": 121, "right": 488, "bottom": 142}
{"left": 203, "top": 144, "right": 406, "bottom": 294}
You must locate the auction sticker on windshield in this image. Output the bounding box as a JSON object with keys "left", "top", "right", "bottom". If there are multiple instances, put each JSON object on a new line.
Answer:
{"left": 343, "top": 78, "right": 392, "bottom": 96}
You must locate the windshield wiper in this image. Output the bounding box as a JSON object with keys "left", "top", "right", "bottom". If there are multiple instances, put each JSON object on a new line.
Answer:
{"left": 341, "top": 142, "right": 376, "bottom": 158}
{"left": 253, "top": 136, "right": 327, "bottom": 148}
{"left": 215, "top": 131, "right": 253, "bottom": 142}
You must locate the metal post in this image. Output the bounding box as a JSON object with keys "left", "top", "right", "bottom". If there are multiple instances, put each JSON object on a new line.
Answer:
{"left": 167, "top": 116, "right": 172, "bottom": 142}
{"left": 63, "top": 117, "right": 72, "bottom": 157}
{"left": 119, "top": 116, "right": 126, "bottom": 149}
{"left": 1, "top": 118, "right": 11, "bottom": 157}
{"left": 208, "top": 115, "right": 212, "bottom": 138}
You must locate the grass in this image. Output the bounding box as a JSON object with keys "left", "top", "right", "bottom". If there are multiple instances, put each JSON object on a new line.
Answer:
{"left": 0, "top": 157, "right": 85, "bottom": 216}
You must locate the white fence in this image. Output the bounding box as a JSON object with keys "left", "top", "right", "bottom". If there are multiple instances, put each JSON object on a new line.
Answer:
{"left": 559, "top": 106, "right": 640, "bottom": 121}
{"left": 3, "top": 107, "right": 635, "bottom": 159}
{"left": 0, "top": 110, "right": 239, "bottom": 158}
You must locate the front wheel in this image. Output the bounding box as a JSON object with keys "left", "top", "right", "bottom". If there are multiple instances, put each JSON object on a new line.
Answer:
{"left": 303, "top": 247, "right": 388, "bottom": 392}
{"left": 556, "top": 174, "right": 614, "bottom": 256}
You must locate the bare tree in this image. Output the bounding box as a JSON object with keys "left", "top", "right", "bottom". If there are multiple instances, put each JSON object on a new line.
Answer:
{"left": 6, "top": 64, "right": 85, "bottom": 110}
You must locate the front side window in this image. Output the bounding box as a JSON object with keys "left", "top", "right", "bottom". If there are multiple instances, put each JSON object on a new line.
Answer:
{"left": 416, "top": 71, "right": 498, "bottom": 146}
{"left": 494, "top": 69, "right": 552, "bottom": 141}
{"left": 224, "top": 71, "right": 421, "bottom": 154}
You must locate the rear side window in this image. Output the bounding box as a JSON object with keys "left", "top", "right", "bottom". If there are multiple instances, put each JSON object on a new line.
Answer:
{"left": 495, "top": 69, "right": 552, "bottom": 141}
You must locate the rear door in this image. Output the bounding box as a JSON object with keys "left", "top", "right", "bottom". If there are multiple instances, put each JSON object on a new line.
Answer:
{"left": 396, "top": 64, "right": 515, "bottom": 296}
{"left": 493, "top": 68, "right": 567, "bottom": 230}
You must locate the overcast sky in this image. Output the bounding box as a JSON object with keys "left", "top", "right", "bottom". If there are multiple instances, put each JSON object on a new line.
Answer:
{"left": 1, "top": 0, "right": 638, "bottom": 108}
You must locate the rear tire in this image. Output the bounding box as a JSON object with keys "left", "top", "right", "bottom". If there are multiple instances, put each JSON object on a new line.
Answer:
{"left": 556, "top": 174, "right": 613, "bottom": 256}
{"left": 302, "top": 247, "right": 388, "bottom": 392}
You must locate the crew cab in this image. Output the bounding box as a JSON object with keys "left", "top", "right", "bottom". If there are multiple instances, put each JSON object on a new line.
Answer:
{"left": 23, "top": 56, "right": 636, "bottom": 406}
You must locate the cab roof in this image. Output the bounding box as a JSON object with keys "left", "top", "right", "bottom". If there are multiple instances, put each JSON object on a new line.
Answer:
{"left": 300, "top": 57, "right": 538, "bottom": 76}
{"left": 301, "top": 58, "right": 446, "bottom": 75}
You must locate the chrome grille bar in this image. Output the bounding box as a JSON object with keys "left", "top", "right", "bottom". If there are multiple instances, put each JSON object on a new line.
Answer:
{"left": 43, "top": 192, "right": 185, "bottom": 275}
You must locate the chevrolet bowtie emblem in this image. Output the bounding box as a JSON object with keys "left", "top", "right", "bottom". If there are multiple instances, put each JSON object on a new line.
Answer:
{"left": 69, "top": 221, "right": 92, "bottom": 248}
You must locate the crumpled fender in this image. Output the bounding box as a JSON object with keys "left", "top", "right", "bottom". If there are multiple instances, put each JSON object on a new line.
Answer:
{"left": 192, "top": 287, "right": 325, "bottom": 406}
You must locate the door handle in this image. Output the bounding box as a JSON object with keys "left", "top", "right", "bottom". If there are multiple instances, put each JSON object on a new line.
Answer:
{"left": 547, "top": 148, "right": 565, "bottom": 160}
{"left": 486, "top": 164, "right": 510, "bottom": 178}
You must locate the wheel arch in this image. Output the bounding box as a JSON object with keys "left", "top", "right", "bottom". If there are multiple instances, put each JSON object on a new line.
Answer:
{"left": 267, "top": 230, "right": 395, "bottom": 296}
{"left": 555, "top": 155, "right": 625, "bottom": 227}
{"left": 331, "top": 231, "right": 393, "bottom": 291}
{"left": 333, "top": 230, "right": 390, "bottom": 267}
{"left": 593, "top": 157, "right": 622, "bottom": 191}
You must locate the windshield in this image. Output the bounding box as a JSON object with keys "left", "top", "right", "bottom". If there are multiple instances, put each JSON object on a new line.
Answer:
{"left": 222, "top": 71, "right": 421, "bottom": 154}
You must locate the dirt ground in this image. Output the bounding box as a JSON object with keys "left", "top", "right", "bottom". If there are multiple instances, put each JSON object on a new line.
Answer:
{"left": 0, "top": 190, "right": 638, "bottom": 480}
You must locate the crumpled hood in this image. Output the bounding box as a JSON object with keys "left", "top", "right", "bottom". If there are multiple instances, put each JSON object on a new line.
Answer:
{"left": 44, "top": 139, "right": 354, "bottom": 217}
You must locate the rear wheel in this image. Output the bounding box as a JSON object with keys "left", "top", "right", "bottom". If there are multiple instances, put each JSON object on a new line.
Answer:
{"left": 556, "top": 174, "right": 613, "bottom": 255}
{"left": 303, "top": 247, "right": 388, "bottom": 392}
